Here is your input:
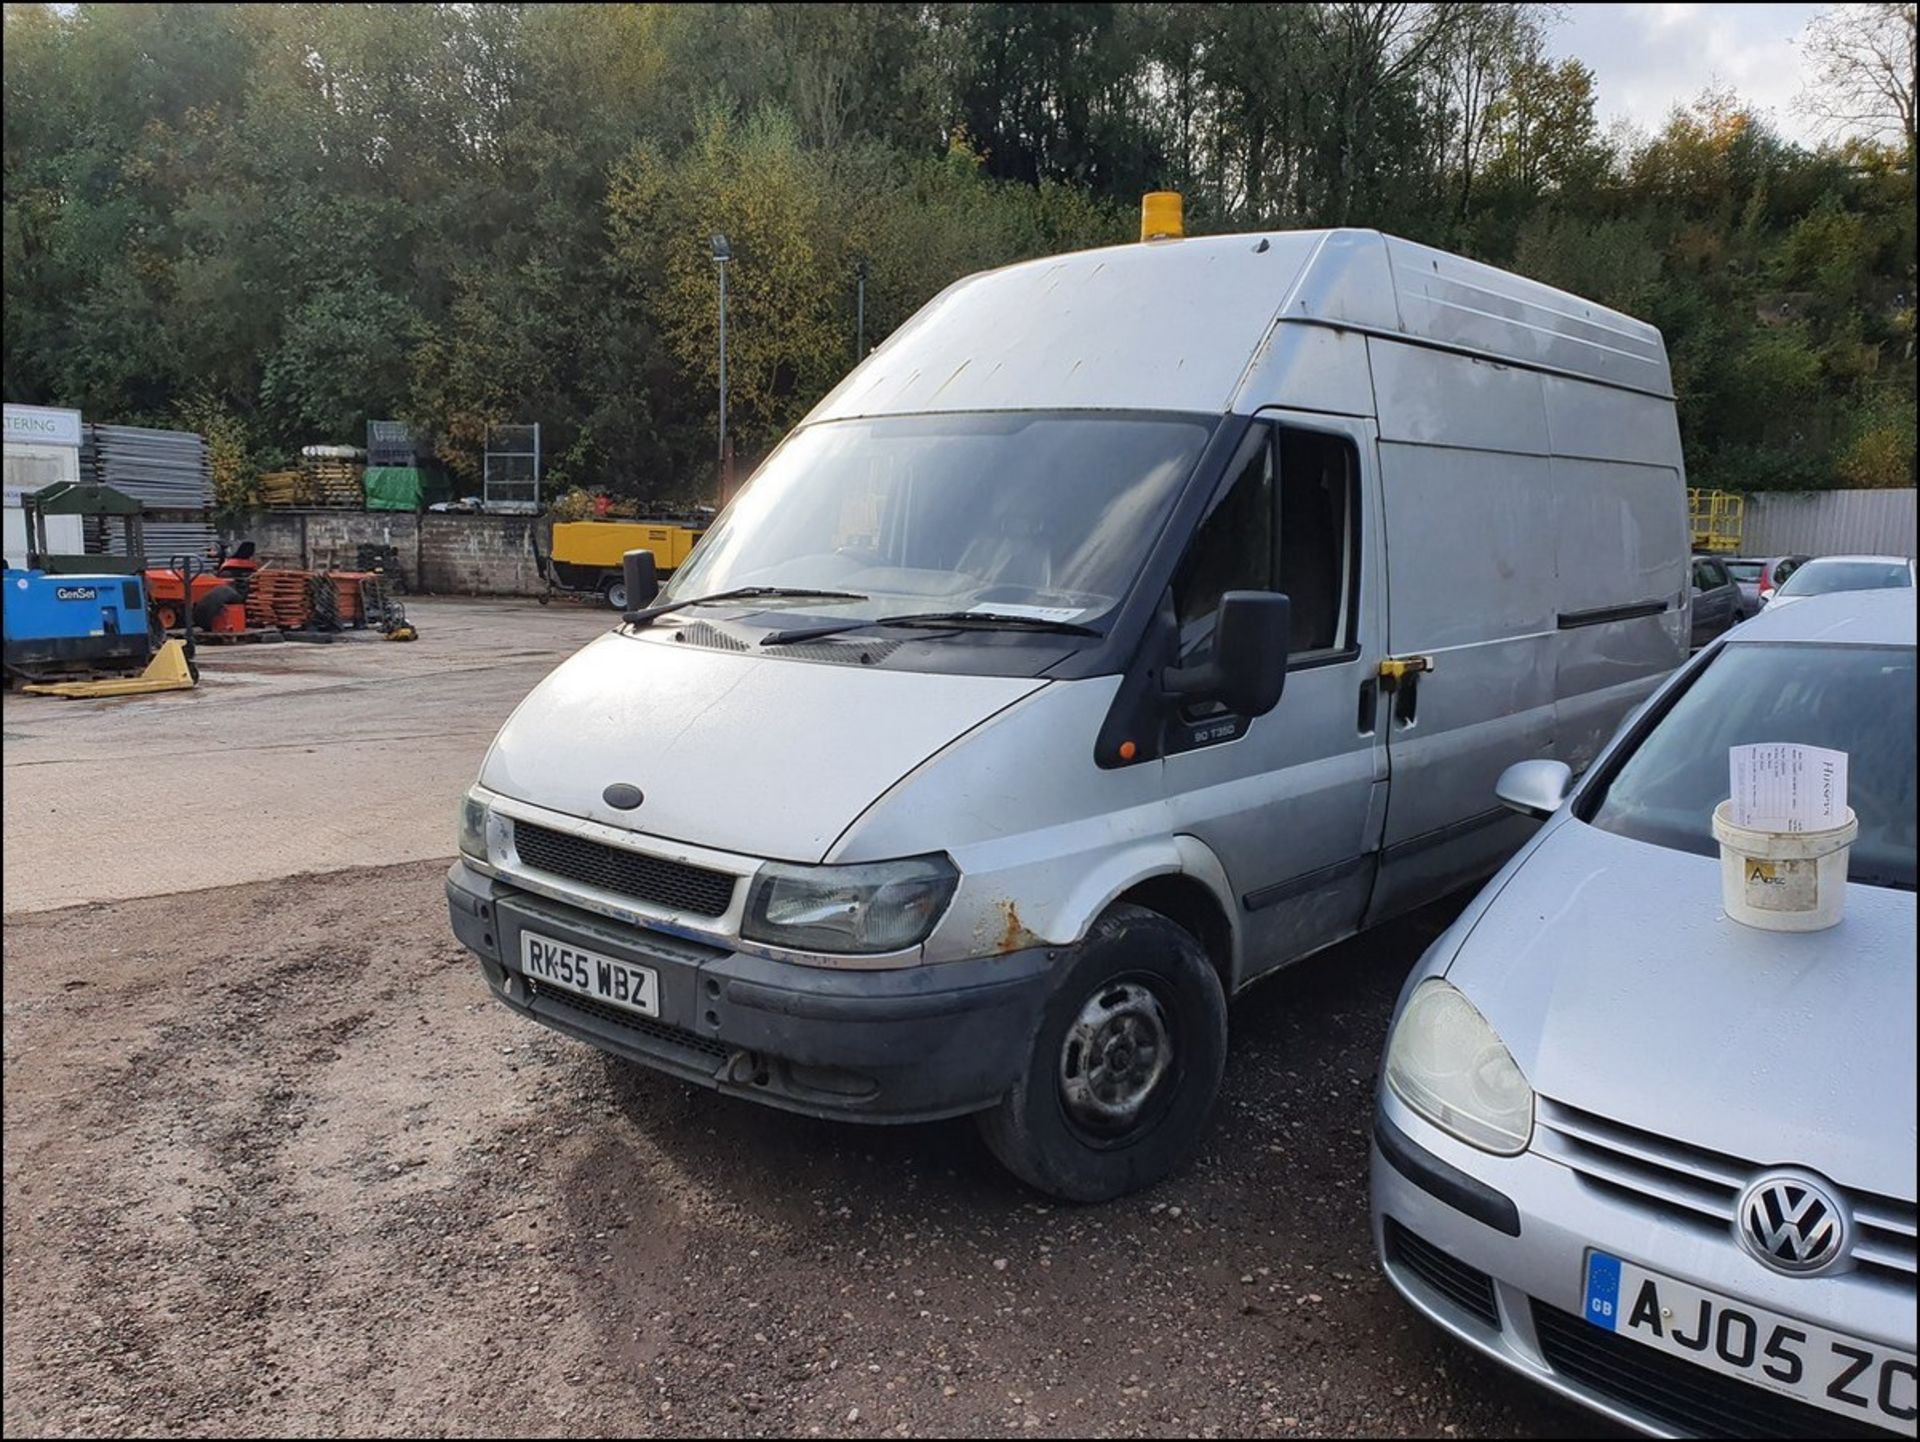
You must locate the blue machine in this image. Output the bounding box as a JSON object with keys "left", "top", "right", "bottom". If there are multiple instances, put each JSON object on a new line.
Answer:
{"left": 3, "top": 568, "right": 153, "bottom": 675}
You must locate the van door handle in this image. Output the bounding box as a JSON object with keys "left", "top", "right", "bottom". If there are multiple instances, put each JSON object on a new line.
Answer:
{"left": 1378, "top": 654, "right": 1434, "bottom": 689}
{"left": 1357, "top": 678, "right": 1378, "bottom": 734}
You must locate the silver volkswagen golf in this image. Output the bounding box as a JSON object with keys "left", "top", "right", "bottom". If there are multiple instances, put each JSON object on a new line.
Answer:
{"left": 1370, "top": 588, "right": 1916, "bottom": 1439}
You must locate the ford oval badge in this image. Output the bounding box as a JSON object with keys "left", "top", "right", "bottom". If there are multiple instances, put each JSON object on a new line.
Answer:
{"left": 602, "top": 783, "right": 644, "bottom": 810}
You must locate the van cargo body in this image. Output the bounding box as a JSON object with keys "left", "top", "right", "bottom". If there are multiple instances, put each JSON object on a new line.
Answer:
{"left": 449, "top": 227, "right": 1690, "bottom": 1200}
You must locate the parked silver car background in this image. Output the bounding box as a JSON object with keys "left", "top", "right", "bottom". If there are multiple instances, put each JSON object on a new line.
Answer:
{"left": 1370, "top": 588, "right": 1917, "bottom": 1439}
{"left": 1765, "top": 554, "right": 1917, "bottom": 609}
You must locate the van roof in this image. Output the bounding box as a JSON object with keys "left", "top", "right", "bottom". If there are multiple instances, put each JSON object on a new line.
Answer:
{"left": 808, "top": 229, "right": 1673, "bottom": 425}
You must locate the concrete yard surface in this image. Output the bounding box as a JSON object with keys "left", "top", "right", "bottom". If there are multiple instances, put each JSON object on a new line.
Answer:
{"left": 2, "top": 596, "right": 610, "bottom": 912}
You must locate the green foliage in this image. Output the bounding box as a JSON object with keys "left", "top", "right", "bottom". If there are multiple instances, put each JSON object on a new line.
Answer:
{"left": 261, "top": 282, "right": 419, "bottom": 443}
{"left": 1836, "top": 386, "right": 1919, "bottom": 488}
{"left": 173, "top": 388, "right": 259, "bottom": 516}
{"left": 3, "top": 2, "right": 1914, "bottom": 498}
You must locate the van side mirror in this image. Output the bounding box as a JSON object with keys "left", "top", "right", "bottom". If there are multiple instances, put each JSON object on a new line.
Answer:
{"left": 623, "top": 549, "right": 659, "bottom": 608}
{"left": 1163, "top": 591, "right": 1291, "bottom": 717}
{"left": 1495, "top": 759, "right": 1573, "bottom": 819}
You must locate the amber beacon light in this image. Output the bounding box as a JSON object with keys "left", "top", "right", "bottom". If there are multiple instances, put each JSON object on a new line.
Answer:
{"left": 1140, "top": 191, "right": 1184, "bottom": 242}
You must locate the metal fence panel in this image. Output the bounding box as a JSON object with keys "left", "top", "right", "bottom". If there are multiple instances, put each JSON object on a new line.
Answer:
{"left": 483, "top": 423, "right": 540, "bottom": 513}
{"left": 1738, "top": 489, "right": 1917, "bottom": 559}
{"left": 84, "top": 423, "right": 214, "bottom": 508}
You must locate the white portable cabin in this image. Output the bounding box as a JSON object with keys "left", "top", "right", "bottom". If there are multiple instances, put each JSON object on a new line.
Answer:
{"left": 4, "top": 404, "right": 87, "bottom": 569}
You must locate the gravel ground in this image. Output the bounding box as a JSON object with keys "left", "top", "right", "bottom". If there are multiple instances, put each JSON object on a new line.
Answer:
{"left": 2, "top": 861, "right": 1605, "bottom": 1439}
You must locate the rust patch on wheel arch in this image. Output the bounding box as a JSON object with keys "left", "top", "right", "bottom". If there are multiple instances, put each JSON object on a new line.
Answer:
{"left": 994, "top": 899, "right": 1042, "bottom": 955}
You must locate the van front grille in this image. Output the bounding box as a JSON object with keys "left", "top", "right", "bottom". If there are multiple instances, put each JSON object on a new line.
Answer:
{"left": 511, "top": 821, "right": 737, "bottom": 918}
{"left": 526, "top": 980, "right": 733, "bottom": 1064}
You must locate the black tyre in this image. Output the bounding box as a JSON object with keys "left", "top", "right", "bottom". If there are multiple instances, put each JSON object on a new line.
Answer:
{"left": 976, "top": 903, "right": 1227, "bottom": 1202}
{"left": 191, "top": 584, "right": 243, "bottom": 631}
{"left": 604, "top": 577, "right": 629, "bottom": 611}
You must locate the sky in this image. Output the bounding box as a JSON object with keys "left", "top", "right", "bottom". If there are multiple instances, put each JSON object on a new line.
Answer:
{"left": 1545, "top": 2, "right": 1834, "bottom": 147}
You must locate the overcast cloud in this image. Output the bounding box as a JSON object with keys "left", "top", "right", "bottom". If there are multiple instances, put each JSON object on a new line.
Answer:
{"left": 1544, "top": 3, "right": 1840, "bottom": 147}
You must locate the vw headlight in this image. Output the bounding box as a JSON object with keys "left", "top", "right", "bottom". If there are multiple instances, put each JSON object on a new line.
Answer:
{"left": 1385, "top": 979, "right": 1533, "bottom": 1154}
{"left": 457, "top": 788, "right": 492, "bottom": 864}
{"left": 742, "top": 855, "right": 959, "bottom": 956}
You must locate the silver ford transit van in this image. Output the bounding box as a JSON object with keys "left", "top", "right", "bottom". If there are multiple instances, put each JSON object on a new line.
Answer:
{"left": 448, "top": 225, "right": 1690, "bottom": 1200}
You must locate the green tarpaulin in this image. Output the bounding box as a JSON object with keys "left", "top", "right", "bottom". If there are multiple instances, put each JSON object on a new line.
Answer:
{"left": 362, "top": 466, "right": 444, "bottom": 511}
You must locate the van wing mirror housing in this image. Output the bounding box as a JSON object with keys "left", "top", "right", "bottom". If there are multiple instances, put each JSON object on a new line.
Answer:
{"left": 1163, "top": 591, "right": 1291, "bottom": 717}
{"left": 623, "top": 549, "right": 660, "bottom": 609}
{"left": 1495, "top": 759, "right": 1573, "bottom": 819}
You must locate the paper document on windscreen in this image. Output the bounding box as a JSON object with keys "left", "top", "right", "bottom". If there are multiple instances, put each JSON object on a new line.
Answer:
{"left": 1729, "top": 743, "right": 1849, "bottom": 832}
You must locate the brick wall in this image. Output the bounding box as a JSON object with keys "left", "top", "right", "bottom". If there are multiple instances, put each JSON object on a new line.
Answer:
{"left": 222, "top": 511, "right": 552, "bottom": 595}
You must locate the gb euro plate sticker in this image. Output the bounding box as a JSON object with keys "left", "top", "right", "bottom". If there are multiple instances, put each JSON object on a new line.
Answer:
{"left": 1584, "top": 1251, "right": 1622, "bottom": 1330}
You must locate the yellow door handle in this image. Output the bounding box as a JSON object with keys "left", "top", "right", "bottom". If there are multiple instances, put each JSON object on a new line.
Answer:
{"left": 1378, "top": 655, "right": 1435, "bottom": 686}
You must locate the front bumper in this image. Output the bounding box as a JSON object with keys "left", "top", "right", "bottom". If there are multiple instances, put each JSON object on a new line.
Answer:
{"left": 447, "top": 860, "right": 1053, "bottom": 1124}
{"left": 1369, "top": 1091, "right": 1916, "bottom": 1439}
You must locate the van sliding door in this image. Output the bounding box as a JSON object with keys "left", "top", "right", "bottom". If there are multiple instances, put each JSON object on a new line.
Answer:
{"left": 1364, "top": 340, "right": 1555, "bottom": 924}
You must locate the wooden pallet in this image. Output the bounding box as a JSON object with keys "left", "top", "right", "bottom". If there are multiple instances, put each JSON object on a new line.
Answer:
{"left": 246, "top": 570, "right": 322, "bottom": 629}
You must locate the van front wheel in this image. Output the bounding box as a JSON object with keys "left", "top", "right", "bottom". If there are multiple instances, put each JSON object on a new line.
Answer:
{"left": 976, "top": 903, "right": 1226, "bottom": 1202}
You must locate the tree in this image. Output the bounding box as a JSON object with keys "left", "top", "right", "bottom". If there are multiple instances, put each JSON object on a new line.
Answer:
{"left": 1798, "top": 3, "right": 1918, "bottom": 162}
{"left": 1485, "top": 54, "right": 1604, "bottom": 200}
{"left": 1430, "top": 4, "right": 1547, "bottom": 226}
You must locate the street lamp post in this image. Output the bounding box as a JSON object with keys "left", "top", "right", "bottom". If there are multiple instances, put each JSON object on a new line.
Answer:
{"left": 711, "top": 233, "right": 730, "bottom": 487}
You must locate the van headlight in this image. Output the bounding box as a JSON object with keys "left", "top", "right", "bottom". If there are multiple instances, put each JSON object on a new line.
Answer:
{"left": 1385, "top": 980, "right": 1533, "bottom": 1154}
{"left": 457, "top": 788, "right": 492, "bottom": 863}
{"left": 742, "top": 855, "right": 959, "bottom": 955}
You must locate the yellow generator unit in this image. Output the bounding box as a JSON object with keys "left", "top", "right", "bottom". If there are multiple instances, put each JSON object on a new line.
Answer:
{"left": 1688, "top": 489, "right": 1744, "bottom": 553}
{"left": 543, "top": 520, "right": 705, "bottom": 609}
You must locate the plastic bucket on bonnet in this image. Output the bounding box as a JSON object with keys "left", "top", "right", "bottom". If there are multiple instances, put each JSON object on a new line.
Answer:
{"left": 1711, "top": 800, "right": 1858, "bottom": 932}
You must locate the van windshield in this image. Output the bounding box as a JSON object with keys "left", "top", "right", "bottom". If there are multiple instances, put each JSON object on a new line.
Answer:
{"left": 659, "top": 412, "right": 1213, "bottom": 630}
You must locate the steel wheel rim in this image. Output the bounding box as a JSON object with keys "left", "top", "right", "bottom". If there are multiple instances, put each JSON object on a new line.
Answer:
{"left": 607, "top": 582, "right": 628, "bottom": 610}
{"left": 1057, "top": 977, "right": 1173, "bottom": 1138}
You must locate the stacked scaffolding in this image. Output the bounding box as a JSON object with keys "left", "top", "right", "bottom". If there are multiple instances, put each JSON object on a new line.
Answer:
{"left": 81, "top": 423, "right": 217, "bottom": 561}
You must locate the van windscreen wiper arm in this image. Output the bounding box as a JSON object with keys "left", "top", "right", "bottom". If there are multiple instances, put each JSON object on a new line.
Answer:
{"left": 761, "top": 610, "right": 1102, "bottom": 645}
{"left": 623, "top": 587, "right": 869, "bottom": 628}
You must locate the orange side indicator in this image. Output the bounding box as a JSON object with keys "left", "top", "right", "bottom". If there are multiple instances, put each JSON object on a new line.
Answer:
{"left": 1118, "top": 740, "right": 1138, "bottom": 761}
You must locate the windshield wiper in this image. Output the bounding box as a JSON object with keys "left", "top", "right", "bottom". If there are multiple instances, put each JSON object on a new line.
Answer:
{"left": 623, "top": 587, "right": 869, "bottom": 628}
{"left": 761, "top": 610, "right": 1102, "bottom": 645}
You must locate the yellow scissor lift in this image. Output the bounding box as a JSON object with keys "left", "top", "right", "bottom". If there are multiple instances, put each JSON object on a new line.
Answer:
{"left": 1688, "top": 489, "right": 1744, "bottom": 554}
